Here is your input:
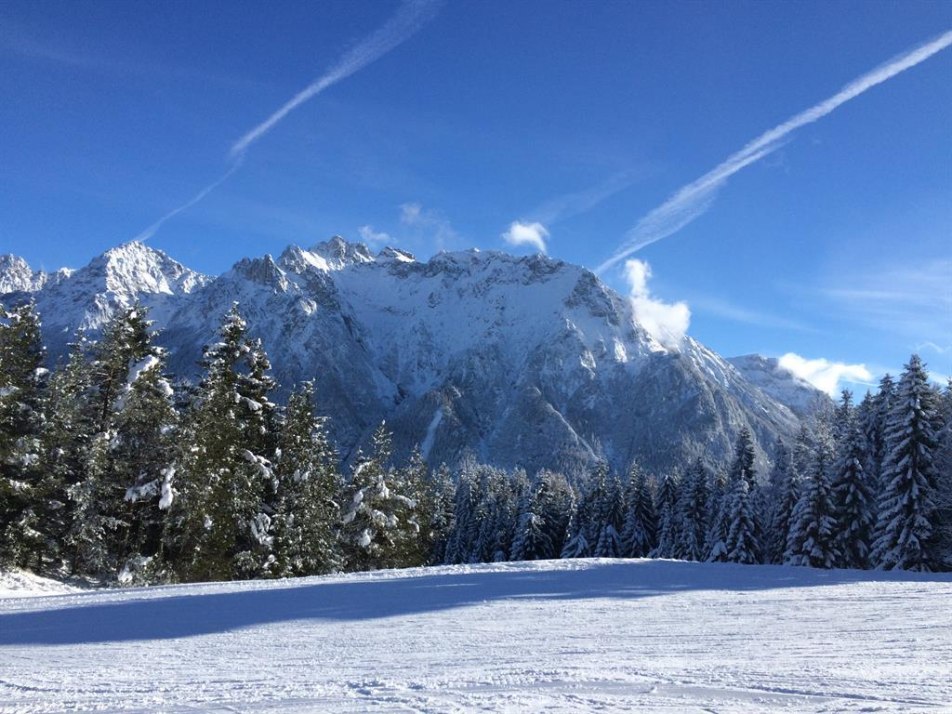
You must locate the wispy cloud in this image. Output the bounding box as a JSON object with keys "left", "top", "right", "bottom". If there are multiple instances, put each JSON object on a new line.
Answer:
{"left": 135, "top": 0, "right": 438, "bottom": 243}
{"left": 230, "top": 0, "right": 439, "bottom": 158}
{"left": 688, "top": 294, "right": 813, "bottom": 332}
{"left": 400, "top": 202, "right": 460, "bottom": 250}
{"left": 597, "top": 29, "right": 952, "bottom": 275}
{"left": 819, "top": 258, "right": 952, "bottom": 347}
{"left": 778, "top": 353, "right": 873, "bottom": 396}
{"left": 528, "top": 169, "right": 644, "bottom": 225}
{"left": 501, "top": 221, "right": 549, "bottom": 253}
{"left": 358, "top": 225, "right": 392, "bottom": 245}
{"left": 624, "top": 259, "right": 691, "bottom": 349}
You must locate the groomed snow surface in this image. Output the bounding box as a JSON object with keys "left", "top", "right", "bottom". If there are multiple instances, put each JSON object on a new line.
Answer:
{"left": 1, "top": 560, "right": 950, "bottom": 713}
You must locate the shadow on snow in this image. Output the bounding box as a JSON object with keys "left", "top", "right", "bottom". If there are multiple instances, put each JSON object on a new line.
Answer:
{"left": 1, "top": 559, "right": 950, "bottom": 646}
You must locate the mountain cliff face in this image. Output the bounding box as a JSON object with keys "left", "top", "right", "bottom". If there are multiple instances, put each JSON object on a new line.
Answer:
{"left": 1, "top": 239, "right": 808, "bottom": 475}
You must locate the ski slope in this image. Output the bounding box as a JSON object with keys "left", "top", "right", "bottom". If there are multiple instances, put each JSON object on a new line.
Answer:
{"left": 1, "top": 559, "right": 950, "bottom": 712}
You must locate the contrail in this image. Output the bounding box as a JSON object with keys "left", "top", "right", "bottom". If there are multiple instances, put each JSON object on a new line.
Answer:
{"left": 596, "top": 29, "right": 952, "bottom": 275}
{"left": 230, "top": 0, "right": 439, "bottom": 158}
{"left": 134, "top": 156, "right": 244, "bottom": 242}
{"left": 133, "top": 0, "right": 439, "bottom": 242}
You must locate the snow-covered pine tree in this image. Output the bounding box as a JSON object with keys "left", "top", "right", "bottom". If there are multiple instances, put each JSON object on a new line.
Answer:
{"left": 340, "top": 422, "right": 419, "bottom": 571}
{"left": 164, "top": 304, "right": 278, "bottom": 582}
{"left": 593, "top": 470, "right": 625, "bottom": 558}
{"left": 704, "top": 469, "right": 730, "bottom": 562}
{"left": 470, "top": 466, "right": 522, "bottom": 563}
{"left": 560, "top": 506, "right": 589, "bottom": 559}
{"left": 391, "top": 447, "right": 430, "bottom": 567}
{"left": 651, "top": 471, "right": 681, "bottom": 559}
{"left": 533, "top": 470, "right": 576, "bottom": 559}
{"left": 93, "top": 306, "right": 178, "bottom": 580}
{"left": 578, "top": 462, "right": 609, "bottom": 553}
{"left": 271, "top": 381, "right": 342, "bottom": 577}
{"left": 862, "top": 374, "right": 896, "bottom": 494}
{"left": 0, "top": 302, "right": 46, "bottom": 568}
{"left": 830, "top": 390, "right": 874, "bottom": 569}
{"left": 36, "top": 335, "right": 95, "bottom": 572}
{"left": 765, "top": 439, "right": 798, "bottom": 564}
{"left": 511, "top": 478, "right": 552, "bottom": 561}
{"left": 423, "top": 463, "right": 456, "bottom": 565}
{"left": 675, "top": 458, "right": 709, "bottom": 561}
{"left": 721, "top": 428, "right": 762, "bottom": 564}
{"left": 620, "top": 461, "right": 657, "bottom": 558}
{"left": 443, "top": 461, "right": 479, "bottom": 564}
{"left": 871, "top": 355, "right": 942, "bottom": 571}
{"left": 785, "top": 424, "right": 838, "bottom": 568}
{"left": 724, "top": 476, "right": 759, "bottom": 564}
{"left": 934, "top": 381, "right": 952, "bottom": 568}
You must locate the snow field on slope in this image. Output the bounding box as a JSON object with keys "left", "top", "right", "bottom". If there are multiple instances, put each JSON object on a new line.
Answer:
{"left": 1, "top": 559, "right": 950, "bottom": 713}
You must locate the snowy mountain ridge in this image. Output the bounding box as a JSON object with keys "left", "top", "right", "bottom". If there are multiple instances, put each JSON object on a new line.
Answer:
{"left": 2, "top": 238, "right": 811, "bottom": 474}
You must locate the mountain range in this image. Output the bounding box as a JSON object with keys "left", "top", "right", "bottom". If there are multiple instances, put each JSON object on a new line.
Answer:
{"left": 0, "top": 239, "right": 827, "bottom": 475}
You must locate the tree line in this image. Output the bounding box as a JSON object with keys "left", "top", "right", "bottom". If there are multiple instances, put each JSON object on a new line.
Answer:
{"left": 1, "top": 301, "right": 950, "bottom": 584}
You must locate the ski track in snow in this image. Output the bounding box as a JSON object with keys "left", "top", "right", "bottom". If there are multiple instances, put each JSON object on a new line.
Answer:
{"left": 1, "top": 559, "right": 950, "bottom": 713}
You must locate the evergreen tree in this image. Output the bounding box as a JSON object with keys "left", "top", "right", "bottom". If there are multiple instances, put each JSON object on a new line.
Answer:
{"left": 765, "top": 440, "right": 798, "bottom": 564}
{"left": 785, "top": 426, "right": 838, "bottom": 568}
{"left": 511, "top": 480, "right": 552, "bottom": 561}
{"left": 674, "top": 458, "right": 709, "bottom": 561}
{"left": 164, "top": 304, "right": 278, "bottom": 581}
{"left": 871, "top": 355, "right": 942, "bottom": 571}
{"left": 933, "top": 381, "right": 952, "bottom": 568}
{"left": 424, "top": 463, "right": 456, "bottom": 565}
{"left": 533, "top": 470, "right": 576, "bottom": 559}
{"left": 36, "top": 335, "right": 95, "bottom": 572}
{"left": 721, "top": 429, "right": 761, "bottom": 563}
{"left": 0, "top": 302, "right": 46, "bottom": 567}
{"left": 830, "top": 391, "right": 874, "bottom": 569}
{"left": 862, "top": 374, "right": 896, "bottom": 493}
{"left": 271, "top": 381, "right": 342, "bottom": 577}
{"left": 592, "top": 468, "right": 625, "bottom": 558}
{"left": 97, "top": 306, "right": 178, "bottom": 579}
{"left": 723, "top": 476, "right": 759, "bottom": 564}
{"left": 651, "top": 471, "right": 681, "bottom": 558}
{"left": 340, "top": 422, "right": 420, "bottom": 571}
{"left": 705, "top": 469, "right": 731, "bottom": 562}
{"left": 621, "top": 461, "right": 657, "bottom": 558}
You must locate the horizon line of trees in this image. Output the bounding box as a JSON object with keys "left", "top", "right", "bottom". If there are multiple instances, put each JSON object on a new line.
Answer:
{"left": 1, "top": 300, "right": 951, "bottom": 585}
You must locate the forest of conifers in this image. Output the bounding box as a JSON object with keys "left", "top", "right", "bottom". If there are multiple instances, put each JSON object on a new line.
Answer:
{"left": 1, "top": 300, "right": 951, "bottom": 585}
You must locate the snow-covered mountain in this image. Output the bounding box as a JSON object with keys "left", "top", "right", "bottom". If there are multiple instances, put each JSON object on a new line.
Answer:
{"left": 1, "top": 242, "right": 209, "bottom": 355}
{"left": 2, "top": 239, "right": 804, "bottom": 474}
{"left": 727, "top": 354, "right": 831, "bottom": 418}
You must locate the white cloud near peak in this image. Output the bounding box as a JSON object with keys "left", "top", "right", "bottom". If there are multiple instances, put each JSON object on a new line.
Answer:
{"left": 624, "top": 259, "right": 691, "bottom": 349}
{"left": 358, "top": 225, "right": 392, "bottom": 245}
{"left": 501, "top": 221, "right": 549, "bottom": 253}
{"left": 778, "top": 353, "right": 873, "bottom": 396}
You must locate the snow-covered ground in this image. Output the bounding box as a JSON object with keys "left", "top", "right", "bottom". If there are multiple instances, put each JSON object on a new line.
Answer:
{"left": 1, "top": 559, "right": 950, "bottom": 713}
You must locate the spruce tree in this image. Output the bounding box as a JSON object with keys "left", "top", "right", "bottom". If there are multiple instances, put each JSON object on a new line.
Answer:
{"left": 621, "top": 461, "right": 657, "bottom": 558}
{"left": 871, "top": 355, "right": 942, "bottom": 571}
{"left": 271, "top": 381, "right": 342, "bottom": 577}
{"left": 674, "top": 459, "right": 709, "bottom": 561}
{"left": 830, "top": 391, "right": 874, "bottom": 569}
{"left": 651, "top": 471, "right": 681, "bottom": 558}
{"left": 36, "top": 335, "right": 95, "bottom": 572}
{"left": 765, "top": 440, "right": 798, "bottom": 564}
{"left": 785, "top": 427, "right": 838, "bottom": 568}
{"left": 722, "top": 428, "right": 761, "bottom": 563}
{"left": 0, "top": 302, "right": 46, "bottom": 568}
{"left": 724, "top": 477, "right": 759, "bottom": 564}
{"left": 705, "top": 469, "right": 731, "bottom": 562}
{"left": 340, "top": 422, "right": 419, "bottom": 571}
{"left": 164, "top": 304, "right": 278, "bottom": 581}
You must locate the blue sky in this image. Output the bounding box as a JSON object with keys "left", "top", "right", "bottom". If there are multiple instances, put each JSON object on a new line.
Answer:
{"left": 1, "top": 0, "right": 950, "bottom": 393}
